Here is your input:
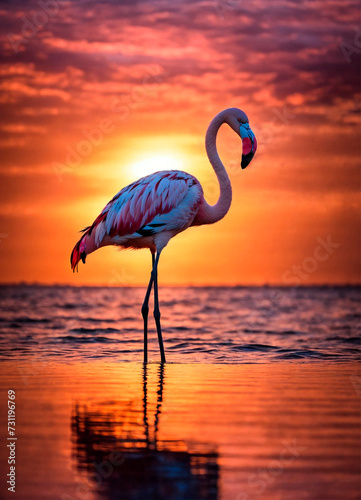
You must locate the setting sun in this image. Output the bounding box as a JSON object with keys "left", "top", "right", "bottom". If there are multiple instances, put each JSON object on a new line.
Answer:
{"left": 130, "top": 153, "right": 184, "bottom": 178}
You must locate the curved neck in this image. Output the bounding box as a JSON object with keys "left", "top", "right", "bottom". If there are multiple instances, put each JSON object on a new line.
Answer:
{"left": 195, "top": 112, "right": 232, "bottom": 225}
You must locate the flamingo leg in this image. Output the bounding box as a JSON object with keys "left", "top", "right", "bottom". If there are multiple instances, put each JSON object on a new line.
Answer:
{"left": 153, "top": 252, "right": 166, "bottom": 363}
{"left": 141, "top": 252, "right": 155, "bottom": 363}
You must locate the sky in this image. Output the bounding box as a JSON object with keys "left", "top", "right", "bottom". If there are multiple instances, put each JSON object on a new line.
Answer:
{"left": 0, "top": 0, "right": 360, "bottom": 286}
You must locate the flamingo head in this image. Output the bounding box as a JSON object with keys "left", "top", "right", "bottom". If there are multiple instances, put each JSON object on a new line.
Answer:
{"left": 226, "top": 108, "right": 257, "bottom": 169}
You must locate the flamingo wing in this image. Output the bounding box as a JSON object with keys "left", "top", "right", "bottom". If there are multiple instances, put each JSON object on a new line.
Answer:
{"left": 71, "top": 170, "right": 202, "bottom": 270}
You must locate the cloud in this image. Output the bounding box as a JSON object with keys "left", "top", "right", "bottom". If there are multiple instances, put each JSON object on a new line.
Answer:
{"left": 0, "top": 0, "right": 359, "bottom": 283}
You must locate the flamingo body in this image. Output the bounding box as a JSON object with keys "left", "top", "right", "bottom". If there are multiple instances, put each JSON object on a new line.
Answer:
{"left": 70, "top": 107, "right": 257, "bottom": 362}
{"left": 71, "top": 170, "right": 203, "bottom": 270}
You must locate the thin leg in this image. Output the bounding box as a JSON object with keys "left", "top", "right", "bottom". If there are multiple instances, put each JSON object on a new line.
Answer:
{"left": 153, "top": 252, "right": 166, "bottom": 363}
{"left": 141, "top": 253, "right": 155, "bottom": 363}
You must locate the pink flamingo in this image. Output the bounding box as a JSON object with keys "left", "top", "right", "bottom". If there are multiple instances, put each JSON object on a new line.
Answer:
{"left": 71, "top": 108, "right": 257, "bottom": 363}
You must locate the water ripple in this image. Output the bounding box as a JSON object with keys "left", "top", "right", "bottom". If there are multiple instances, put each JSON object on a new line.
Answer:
{"left": 0, "top": 285, "right": 359, "bottom": 363}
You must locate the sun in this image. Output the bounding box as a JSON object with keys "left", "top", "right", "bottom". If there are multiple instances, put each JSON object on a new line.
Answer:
{"left": 130, "top": 153, "right": 184, "bottom": 178}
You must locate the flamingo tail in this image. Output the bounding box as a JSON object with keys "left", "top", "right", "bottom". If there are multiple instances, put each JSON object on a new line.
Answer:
{"left": 70, "top": 228, "right": 89, "bottom": 272}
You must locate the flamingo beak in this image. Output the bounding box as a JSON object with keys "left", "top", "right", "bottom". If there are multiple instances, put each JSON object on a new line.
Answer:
{"left": 240, "top": 122, "right": 257, "bottom": 169}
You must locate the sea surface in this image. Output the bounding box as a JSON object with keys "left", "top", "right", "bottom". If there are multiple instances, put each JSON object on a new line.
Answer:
{"left": 0, "top": 286, "right": 360, "bottom": 500}
{"left": 0, "top": 285, "right": 360, "bottom": 363}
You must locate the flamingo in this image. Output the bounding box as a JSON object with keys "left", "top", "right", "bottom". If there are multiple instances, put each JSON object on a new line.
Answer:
{"left": 71, "top": 107, "right": 257, "bottom": 363}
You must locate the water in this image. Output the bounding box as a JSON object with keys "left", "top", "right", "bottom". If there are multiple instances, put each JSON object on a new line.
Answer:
{"left": 0, "top": 286, "right": 360, "bottom": 500}
{"left": 0, "top": 362, "right": 360, "bottom": 500}
{"left": 0, "top": 285, "right": 360, "bottom": 363}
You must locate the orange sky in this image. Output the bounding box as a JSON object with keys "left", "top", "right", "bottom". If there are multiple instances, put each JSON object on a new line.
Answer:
{"left": 0, "top": 0, "right": 360, "bottom": 285}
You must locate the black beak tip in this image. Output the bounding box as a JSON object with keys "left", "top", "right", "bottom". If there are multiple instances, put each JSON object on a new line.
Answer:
{"left": 241, "top": 153, "right": 254, "bottom": 169}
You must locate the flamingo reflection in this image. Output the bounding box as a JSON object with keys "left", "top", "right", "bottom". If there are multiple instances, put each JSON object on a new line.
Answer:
{"left": 71, "top": 364, "right": 219, "bottom": 499}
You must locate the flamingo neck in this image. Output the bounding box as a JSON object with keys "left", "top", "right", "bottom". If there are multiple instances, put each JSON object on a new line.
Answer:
{"left": 193, "top": 111, "right": 232, "bottom": 226}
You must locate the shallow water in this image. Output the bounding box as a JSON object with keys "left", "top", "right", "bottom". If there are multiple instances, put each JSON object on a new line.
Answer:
{"left": 0, "top": 286, "right": 360, "bottom": 363}
{"left": 0, "top": 362, "right": 360, "bottom": 500}
{"left": 0, "top": 286, "right": 360, "bottom": 499}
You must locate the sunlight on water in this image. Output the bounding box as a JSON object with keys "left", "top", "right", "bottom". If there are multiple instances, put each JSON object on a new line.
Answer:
{"left": 0, "top": 362, "right": 359, "bottom": 500}
{"left": 0, "top": 286, "right": 360, "bottom": 499}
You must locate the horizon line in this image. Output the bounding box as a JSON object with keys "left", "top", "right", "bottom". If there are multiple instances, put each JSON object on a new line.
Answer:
{"left": 0, "top": 282, "right": 360, "bottom": 288}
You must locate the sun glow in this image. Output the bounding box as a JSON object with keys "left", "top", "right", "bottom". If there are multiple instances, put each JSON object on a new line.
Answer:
{"left": 130, "top": 153, "right": 184, "bottom": 178}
